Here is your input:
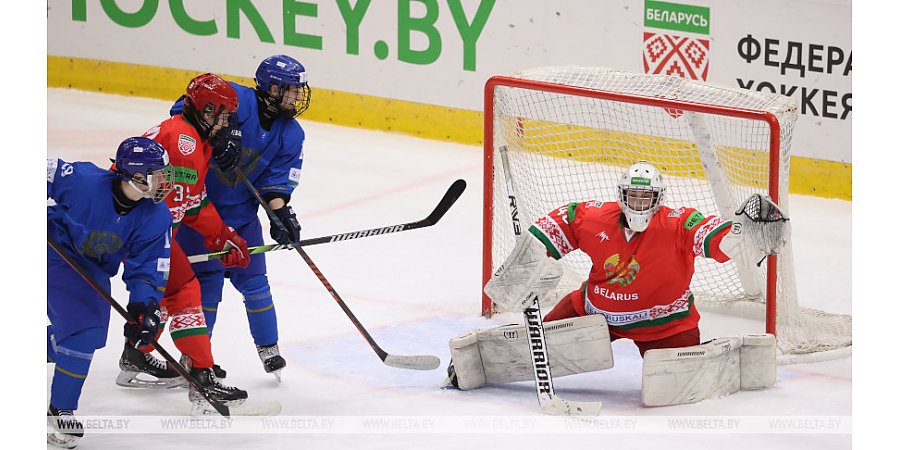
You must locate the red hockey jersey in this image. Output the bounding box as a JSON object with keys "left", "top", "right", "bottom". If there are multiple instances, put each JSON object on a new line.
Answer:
{"left": 143, "top": 115, "right": 226, "bottom": 240}
{"left": 530, "top": 201, "right": 733, "bottom": 341}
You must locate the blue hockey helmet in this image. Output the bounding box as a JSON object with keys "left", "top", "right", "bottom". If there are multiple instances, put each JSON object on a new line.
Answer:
{"left": 255, "top": 54, "right": 311, "bottom": 117}
{"left": 114, "top": 137, "right": 174, "bottom": 204}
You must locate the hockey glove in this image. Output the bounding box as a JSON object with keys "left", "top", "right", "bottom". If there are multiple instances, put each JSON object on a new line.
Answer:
{"left": 211, "top": 127, "right": 242, "bottom": 173}
{"left": 206, "top": 224, "right": 250, "bottom": 269}
{"left": 270, "top": 205, "right": 301, "bottom": 245}
{"left": 124, "top": 301, "right": 162, "bottom": 349}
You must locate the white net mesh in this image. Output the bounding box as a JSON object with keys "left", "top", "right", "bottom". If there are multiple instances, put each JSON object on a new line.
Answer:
{"left": 486, "top": 66, "right": 850, "bottom": 360}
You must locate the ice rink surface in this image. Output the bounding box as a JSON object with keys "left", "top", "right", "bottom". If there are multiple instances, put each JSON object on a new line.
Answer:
{"left": 45, "top": 88, "right": 851, "bottom": 449}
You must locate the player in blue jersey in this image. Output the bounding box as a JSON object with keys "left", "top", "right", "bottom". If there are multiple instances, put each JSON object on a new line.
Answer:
{"left": 169, "top": 55, "right": 308, "bottom": 381}
{"left": 47, "top": 137, "right": 174, "bottom": 448}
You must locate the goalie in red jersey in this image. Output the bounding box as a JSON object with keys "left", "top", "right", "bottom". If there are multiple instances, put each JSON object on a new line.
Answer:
{"left": 449, "top": 160, "right": 788, "bottom": 407}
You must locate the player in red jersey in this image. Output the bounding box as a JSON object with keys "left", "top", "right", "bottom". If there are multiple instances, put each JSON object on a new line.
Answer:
{"left": 450, "top": 161, "right": 787, "bottom": 402}
{"left": 531, "top": 160, "right": 734, "bottom": 355}
{"left": 116, "top": 73, "right": 252, "bottom": 411}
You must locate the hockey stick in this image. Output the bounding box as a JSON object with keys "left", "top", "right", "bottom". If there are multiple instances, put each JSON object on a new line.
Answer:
{"left": 47, "top": 236, "right": 231, "bottom": 417}
{"left": 234, "top": 167, "right": 441, "bottom": 371}
{"left": 497, "top": 145, "right": 602, "bottom": 416}
{"left": 187, "top": 179, "right": 466, "bottom": 264}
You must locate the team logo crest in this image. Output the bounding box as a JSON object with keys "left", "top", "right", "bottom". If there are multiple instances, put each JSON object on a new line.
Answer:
{"left": 81, "top": 231, "right": 123, "bottom": 259}
{"left": 603, "top": 253, "right": 640, "bottom": 287}
{"left": 177, "top": 134, "right": 197, "bottom": 155}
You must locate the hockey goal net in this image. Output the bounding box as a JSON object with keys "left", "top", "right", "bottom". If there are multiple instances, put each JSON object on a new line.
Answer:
{"left": 482, "top": 66, "right": 851, "bottom": 361}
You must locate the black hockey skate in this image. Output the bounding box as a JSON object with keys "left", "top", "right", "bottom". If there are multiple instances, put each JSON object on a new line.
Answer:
{"left": 444, "top": 359, "right": 461, "bottom": 389}
{"left": 257, "top": 344, "right": 286, "bottom": 382}
{"left": 47, "top": 405, "right": 83, "bottom": 449}
{"left": 188, "top": 367, "right": 249, "bottom": 416}
{"left": 116, "top": 342, "right": 181, "bottom": 389}
{"left": 176, "top": 354, "right": 228, "bottom": 387}
{"left": 212, "top": 364, "right": 227, "bottom": 379}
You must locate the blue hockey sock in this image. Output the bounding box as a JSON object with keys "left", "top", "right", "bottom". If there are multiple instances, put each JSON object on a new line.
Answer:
{"left": 234, "top": 274, "right": 279, "bottom": 347}
{"left": 197, "top": 272, "right": 226, "bottom": 337}
{"left": 48, "top": 327, "right": 105, "bottom": 411}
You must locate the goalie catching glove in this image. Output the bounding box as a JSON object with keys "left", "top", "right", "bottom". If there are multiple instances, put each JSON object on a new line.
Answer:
{"left": 484, "top": 231, "right": 562, "bottom": 313}
{"left": 719, "top": 194, "right": 790, "bottom": 263}
{"left": 734, "top": 193, "right": 789, "bottom": 255}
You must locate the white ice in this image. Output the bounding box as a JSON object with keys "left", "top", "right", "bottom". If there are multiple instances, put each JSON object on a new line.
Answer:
{"left": 44, "top": 89, "right": 851, "bottom": 449}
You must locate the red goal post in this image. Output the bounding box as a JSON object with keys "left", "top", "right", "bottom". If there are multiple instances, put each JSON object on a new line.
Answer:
{"left": 481, "top": 66, "right": 850, "bottom": 360}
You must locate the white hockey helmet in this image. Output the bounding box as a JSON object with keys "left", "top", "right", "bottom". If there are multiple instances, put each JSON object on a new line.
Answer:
{"left": 617, "top": 160, "right": 665, "bottom": 232}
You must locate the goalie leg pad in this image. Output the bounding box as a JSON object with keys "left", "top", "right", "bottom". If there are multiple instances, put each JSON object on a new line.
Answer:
{"left": 448, "top": 315, "right": 613, "bottom": 390}
{"left": 642, "top": 334, "right": 777, "bottom": 407}
{"left": 642, "top": 337, "right": 741, "bottom": 407}
{"left": 740, "top": 334, "right": 776, "bottom": 390}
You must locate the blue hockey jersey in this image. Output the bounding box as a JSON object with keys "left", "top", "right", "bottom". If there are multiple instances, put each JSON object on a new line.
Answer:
{"left": 170, "top": 82, "right": 305, "bottom": 225}
{"left": 47, "top": 158, "right": 172, "bottom": 305}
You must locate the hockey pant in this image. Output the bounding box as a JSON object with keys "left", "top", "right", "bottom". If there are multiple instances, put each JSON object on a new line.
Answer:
{"left": 138, "top": 239, "right": 214, "bottom": 369}
{"left": 545, "top": 289, "right": 700, "bottom": 357}
{"left": 47, "top": 255, "right": 111, "bottom": 411}
{"left": 176, "top": 217, "right": 279, "bottom": 347}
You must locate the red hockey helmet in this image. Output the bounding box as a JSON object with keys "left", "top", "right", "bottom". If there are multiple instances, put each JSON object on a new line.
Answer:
{"left": 185, "top": 73, "right": 238, "bottom": 117}
{"left": 183, "top": 73, "right": 238, "bottom": 139}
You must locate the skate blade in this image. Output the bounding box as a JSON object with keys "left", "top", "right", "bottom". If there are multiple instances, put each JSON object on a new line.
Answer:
{"left": 191, "top": 400, "right": 282, "bottom": 417}
{"left": 271, "top": 369, "right": 282, "bottom": 383}
{"left": 116, "top": 371, "right": 183, "bottom": 389}
{"left": 47, "top": 428, "right": 80, "bottom": 449}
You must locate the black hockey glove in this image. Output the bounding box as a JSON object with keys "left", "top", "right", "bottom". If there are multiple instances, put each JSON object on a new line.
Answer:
{"left": 211, "top": 127, "right": 242, "bottom": 173}
{"left": 124, "top": 301, "right": 162, "bottom": 349}
{"left": 270, "top": 205, "right": 301, "bottom": 245}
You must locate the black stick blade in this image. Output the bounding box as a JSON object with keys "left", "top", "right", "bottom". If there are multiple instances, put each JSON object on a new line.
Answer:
{"left": 425, "top": 179, "right": 467, "bottom": 225}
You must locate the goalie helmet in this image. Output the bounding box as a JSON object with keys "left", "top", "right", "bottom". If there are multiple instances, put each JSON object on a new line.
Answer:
{"left": 114, "top": 137, "right": 173, "bottom": 204}
{"left": 183, "top": 73, "right": 238, "bottom": 140}
{"left": 255, "top": 54, "right": 311, "bottom": 117}
{"left": 617, "top": 160, "right": 665, "bottom": 232}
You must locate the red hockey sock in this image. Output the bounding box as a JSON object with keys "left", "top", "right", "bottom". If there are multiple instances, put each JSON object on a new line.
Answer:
{"left": 169, "top": 306, "right": 214, "bottom": 369}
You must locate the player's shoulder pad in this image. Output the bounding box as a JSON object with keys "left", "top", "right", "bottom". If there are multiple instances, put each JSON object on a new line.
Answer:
{"left": 662, "top": 206, "right": 705, "bottom": 230}
{"left": 148, "top": 202, "right": 175, "bottom": 232}
{"left": 282, "top": 119, "right": 305, "bottom": 149}
{"left": 48, "top": 158, "right": 89, "bottom": 183}
{"left": 232, "top": 82, "right": 255, "bottom": 122}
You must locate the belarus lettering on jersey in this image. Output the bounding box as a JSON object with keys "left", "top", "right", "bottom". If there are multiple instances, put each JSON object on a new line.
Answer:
{"left": 528, "top": 201, "right": 732, "bottom": 341}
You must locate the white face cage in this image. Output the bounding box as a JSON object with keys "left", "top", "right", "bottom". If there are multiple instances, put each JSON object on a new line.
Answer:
{"left": 617, "top": 161, "right": 665, "bottom": 232}
{"left": 128, "top": 166, "right": 174, "bottom": 204}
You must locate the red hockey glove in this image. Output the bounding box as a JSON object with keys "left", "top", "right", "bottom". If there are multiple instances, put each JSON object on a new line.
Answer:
{"left": 206, "top": 224, "right": 250, "bottom": 269}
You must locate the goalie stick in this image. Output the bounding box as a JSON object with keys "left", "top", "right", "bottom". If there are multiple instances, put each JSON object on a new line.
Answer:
{"left": 234, "top": 167, "right": 441, "bottom": 371}
{"left": 187, "top": 179, "right": 466, "bottom": 264}
{"left": 497, "top": 145, "right": 603, "bottom": 416}
{"left": 47, "top": 236, "right": 231, "bottom": 417}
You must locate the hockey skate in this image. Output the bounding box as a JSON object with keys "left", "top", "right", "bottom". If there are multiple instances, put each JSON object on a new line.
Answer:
{"left": 188, "top": 367, "right": 249, "bottom": 416}
{"left": 257, "top": 343, "right": 286, "bottom": 382}
{"left": 175, "top": 354, "right": 228, "bottom": 387}
{"left": 115, "top": 342, "right": 182, "bottom": 389}
{"left": 443, "top": 359, "right": 461, "bottom": 389}
{"left": 47, "top": 405, "right": 83, "bottom": 449}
